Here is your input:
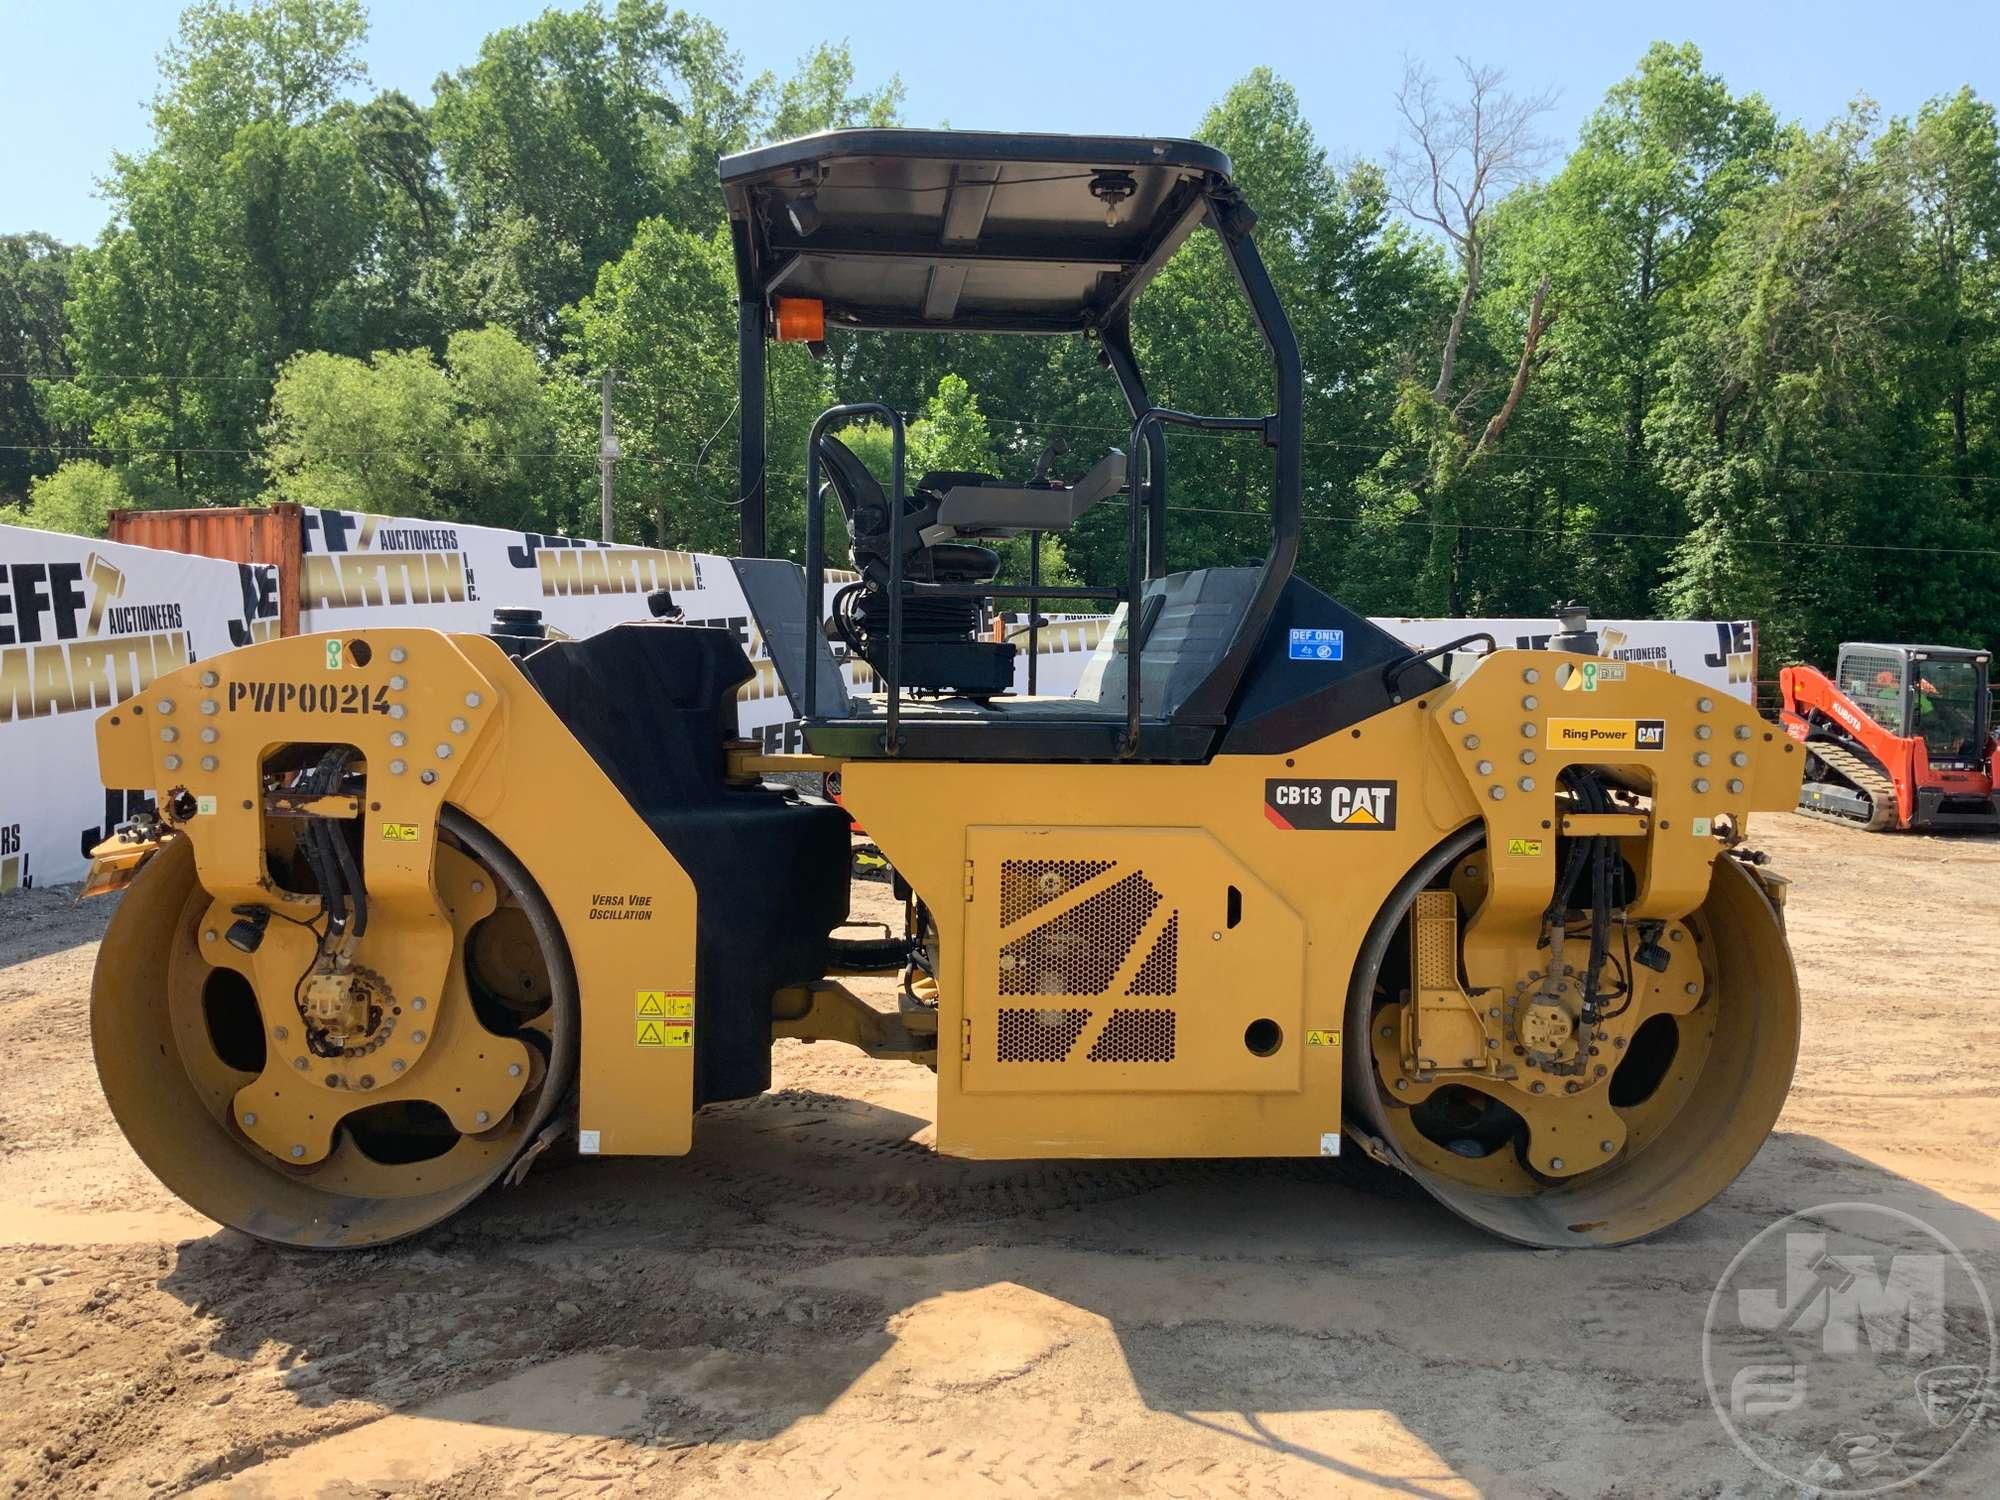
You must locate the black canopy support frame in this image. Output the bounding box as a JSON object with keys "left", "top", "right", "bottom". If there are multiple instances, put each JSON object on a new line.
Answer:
{"left": 724, "top": 129, "right": 1303, "bottom": 760}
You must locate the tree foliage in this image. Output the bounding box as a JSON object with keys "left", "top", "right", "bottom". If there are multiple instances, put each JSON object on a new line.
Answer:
{"left": 0, "top": 462, "right": 135, "bottom": 537}
{"left": 4, "top": 5, "right": 1997, "bottom": 666}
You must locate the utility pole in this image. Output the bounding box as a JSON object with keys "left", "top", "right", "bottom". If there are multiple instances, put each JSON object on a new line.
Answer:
{"left": 599, "top": 367, "right": 619, "bottom": 543}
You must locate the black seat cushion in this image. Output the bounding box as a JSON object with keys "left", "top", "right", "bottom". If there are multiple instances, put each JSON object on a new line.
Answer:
{"left": 929, "top": 541, "right": 1002, "bottom": 583}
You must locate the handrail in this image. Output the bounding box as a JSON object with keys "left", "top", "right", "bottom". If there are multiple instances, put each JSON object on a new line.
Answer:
{"left": 1026, "top": 528, "right": 1041, "bottom": 694}
{"left": 1380, "top": 632, "right": 1498, "bottom": 702}
{"left": 804, "top": 403, "right": 905, "bottom": 750}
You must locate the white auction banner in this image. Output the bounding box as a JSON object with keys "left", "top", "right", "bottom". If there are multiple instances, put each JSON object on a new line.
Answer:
{"left": 0, "top": 522, "right": 282, "bottom": 889}
{"left": 295, "top": 508, "right": 871, "bottom": 752}
{"left": 1001, "top": 614, "right": 1756, "bottom": 704}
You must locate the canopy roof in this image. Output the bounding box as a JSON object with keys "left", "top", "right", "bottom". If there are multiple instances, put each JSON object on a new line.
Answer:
{"left": 719, "top": 129, "right": 1236, "bottom": 334}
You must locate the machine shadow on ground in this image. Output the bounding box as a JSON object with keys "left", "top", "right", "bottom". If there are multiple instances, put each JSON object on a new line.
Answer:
{"left": 154, "top": 1086, "right": 2000, "bottom": 1494}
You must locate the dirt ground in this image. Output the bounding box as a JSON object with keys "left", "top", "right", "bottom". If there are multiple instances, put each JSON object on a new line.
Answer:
{"left": 0, "top": 813, "right": 1996, "bottom": 1498}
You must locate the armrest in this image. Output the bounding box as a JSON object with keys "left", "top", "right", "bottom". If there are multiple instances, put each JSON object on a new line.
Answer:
{"left": 931, "top": 449, "right": 1126, "bottom": 535}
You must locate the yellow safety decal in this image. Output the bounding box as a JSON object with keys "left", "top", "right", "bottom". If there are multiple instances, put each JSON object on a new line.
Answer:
{"left": 1305, "top": 1028, "right": 1340, "bottom": 1047}
{"left": 380, "top": 822, "right": 420, "bottom": 841}
{"left": 1546, "top": 717, "right": 1665, "bottom": 753}
{"left": 635, "top": 989, "right": 694, "bottom": 1019}
{"left": 1505, "top": 837, "right": 1544, "bottom": 856}
{"left": 636, "top": 1020, "right": 692, "bottom": 1048}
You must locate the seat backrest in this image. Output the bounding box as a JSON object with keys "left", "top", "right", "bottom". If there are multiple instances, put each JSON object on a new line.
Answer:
{"left": 816, "top": 434, "right": 888, "bottom": 538}
{"left": 1070, "top": 567, "right": 1261, "bottom": 721}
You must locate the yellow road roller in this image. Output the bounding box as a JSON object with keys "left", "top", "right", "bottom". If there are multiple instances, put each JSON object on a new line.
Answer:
{"left": 85, "top": 129, "right": 1804, "bottom": 1248}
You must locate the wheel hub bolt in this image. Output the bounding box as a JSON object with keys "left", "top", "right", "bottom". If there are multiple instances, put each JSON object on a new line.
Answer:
{"left": 508, "top": 1063, "right": 522, "bottom": 1077}
{"left": 1600, "top": 1140, "right": 1615, "bottom": 1153}
{"left": 1549, "top": 1157, "right": 1566, "bottom": 1170}
{"left": 242, "top": 1112, "right": 257, "bottom": 1126}
{"left": 474, "top": 1111, "right": 490, "bottom": 1126}
{"left": 290, "top": 1145, "right": 305, "bottom": 1159}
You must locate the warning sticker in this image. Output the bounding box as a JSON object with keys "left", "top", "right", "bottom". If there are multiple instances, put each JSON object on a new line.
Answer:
{"left": 1546, "top": 718, "right": 1666, "bottom": 753}
{"left": 635, "top": 989, "right": 693, "bottom": 1018}
{"left": 1505, "top": 838, "right": 1545, "bottom": 856}
{"left": 195, "top": 795, "right": 218, "bottom": 816}
{"left": 1305, "top": 1028, "right": 1340, "bottom": 1047}
{"left": 381, "top": 822, "right": 419, "bottom": 841}
{"left": 1565, "top": 661, "right": 1628, "bottom": 693}
{"left": 636, "top": 1020, "right": 692, "bottom": 1048}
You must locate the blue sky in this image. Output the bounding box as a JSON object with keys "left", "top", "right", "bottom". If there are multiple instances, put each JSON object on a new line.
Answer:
{"left": 4, "top": 0, "right": 1995, "bottom": 242}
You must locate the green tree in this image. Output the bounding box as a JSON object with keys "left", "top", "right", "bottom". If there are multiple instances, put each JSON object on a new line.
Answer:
{"left": 64, "top": 0, "right": 446, "bottom": 503}
{"left": 564, "top": 218, "right": 757, "bottom": 552}
{"left": 1882, "top": 88, "right": 2000, "bottom": 510}
{"left": 1114, "top": 68, "right": 1440, "bottom": 606}
{"left": 1651, "top": 104, "right": 1921, "bottom": 659}
{"left": 0, "top": 462, "right": 135, "bottom": 537}
{"left": 262, "top": 327, "right": 577, "bottom": 527}
{"left": 431, "top": 1, "right": 731, "bottom": 344}
{"left": 0, "top": 234, "right": 80, "bottom": 502}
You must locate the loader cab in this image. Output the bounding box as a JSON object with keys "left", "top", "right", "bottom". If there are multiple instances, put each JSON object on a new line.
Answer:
{"left": 1836, "top": 642, "right": 1992, "bottom": 765}
{"left": 719, "top": 129, "right": 1436, "bottom": 762}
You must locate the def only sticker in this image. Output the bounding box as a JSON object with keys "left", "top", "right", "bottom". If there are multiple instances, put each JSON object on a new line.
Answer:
{"left": 1264, "top": 779, "right": 1396, "bottom": 830}
{"left": 1287, "top": 628, "right": 1344, "bottom": 662}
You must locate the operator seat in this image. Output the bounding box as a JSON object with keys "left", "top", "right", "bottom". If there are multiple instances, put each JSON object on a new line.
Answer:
{"left": 815, "top": 433, "right": 1015, "bottom": 695}
{"left": 815, "top": 434, "right": 1002, "bottom": 585}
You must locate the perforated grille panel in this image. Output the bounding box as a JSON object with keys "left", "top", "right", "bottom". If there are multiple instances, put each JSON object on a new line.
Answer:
{"left": 966, "top": 827, "right": 1306, "bottom": 1099}
{"left": 1412, "top": 889, "right": 1457, "bottom": 990}
{"left": 1088, "top": 1007, "right": 1177, "bottom": 1062}
{"left": 998, "top": 871, "right": 1161, "bottom": 996}
{"left": 996, "top": 1007, "right": 1092, "bottom": 1062}
{"left": 1125, "top": 913, "right": 1179, "bottom": 995}
{"left": 999, "top": 858, "right": 1115, "bottom": 928}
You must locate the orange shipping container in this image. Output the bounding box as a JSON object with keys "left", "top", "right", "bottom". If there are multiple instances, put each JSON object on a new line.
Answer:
{"left": 108, "top": 503, "right": 302, "bottom": 637}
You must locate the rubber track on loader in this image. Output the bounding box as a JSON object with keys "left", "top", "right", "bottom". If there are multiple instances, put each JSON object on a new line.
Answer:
{"left": 1798, "top": 742, "right": 1898, "bottom": 831}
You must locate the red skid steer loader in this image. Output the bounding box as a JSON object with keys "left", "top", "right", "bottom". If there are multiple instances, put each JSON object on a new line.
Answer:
{"left": 1779, "top": 642, "right": 1997, "bottom": 831}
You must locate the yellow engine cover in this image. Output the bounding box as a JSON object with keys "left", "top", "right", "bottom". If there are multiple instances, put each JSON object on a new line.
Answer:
{"left": 960, "top": 826, "right": 1305, "bottom": 1095}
